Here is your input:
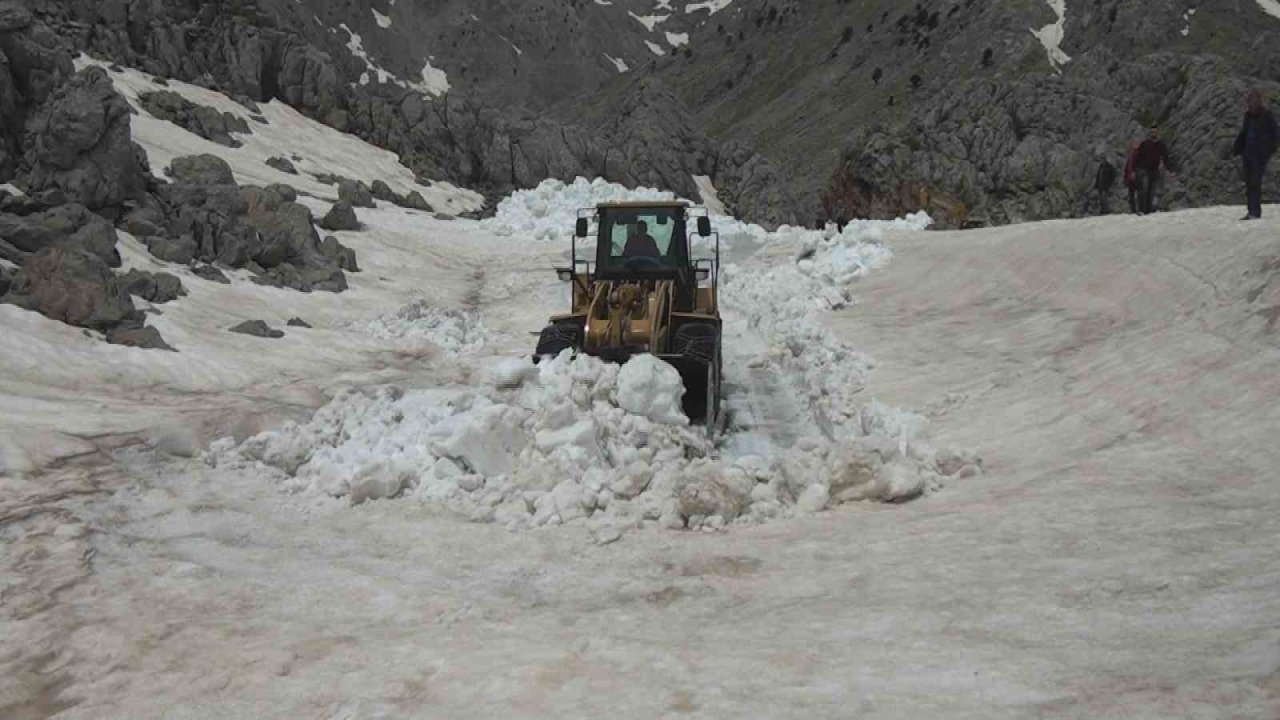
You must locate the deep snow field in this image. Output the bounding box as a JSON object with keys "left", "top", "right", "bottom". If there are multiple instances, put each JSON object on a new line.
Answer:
{"left": 4, "top": 59, "right": 1280, "bottom": 719}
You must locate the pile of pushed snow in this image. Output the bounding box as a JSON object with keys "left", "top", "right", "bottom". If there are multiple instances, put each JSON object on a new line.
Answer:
{"left": 480, "top": 177, "right": 677, "bottom": 242}
{"left": 209, "top": 181, "right": 979, "bottom": 541}
{"left": 365, "top": 299, "right": 486, "bottom": 354}
{"left": 720, "top": 212, "right": 929, "bottom": 437}
{"left": 212, "top": 352, "right": 978, "bottom": 541}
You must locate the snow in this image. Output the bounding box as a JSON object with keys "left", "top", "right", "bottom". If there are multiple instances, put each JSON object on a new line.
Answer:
{"left": 604, "top": 53, "right": 629, "bottom": 72}
{"left": 365, "top": 300, "right": 487, "bottom": 355}
{"left": 629, "top": 12, "right": 670, "bottom": 31}
{"left": 75, "top": 55, "right": 479, "bottom": 213}
{"left": 408, "top": 60, "right": 451, "bottom": 96}
{"left": 685, "top": 0, "right": 736, "bottom": 15}
{"left": 1255, "top": 0, "right": 1280, "bottom": 19}
{"left": 371, "top": 8, "right": 392, "bottom": 28}
{"left": 338, "top": 23, "right": 449, "bottom": 96}
{"left": 340, "top": 23, "right": 398, "bottom": 86}
{"left": 481, "top": 177, "right": 674, "bottom": 241}
{"left": 645, "top": 40, "right": 666, "bottom": 56}
{"left": 666, "top": 31, "right": 690, "bottom": 47}
{"left": 692, "top": 174, "right": 725, "bottom": 214}
{"left": 1031, "top": 0, "right": 1071, "bottom": 71}
{"left": 209, "top": 175, "right": 950, "bottom": 537}
{"left": 1181, "top": 7, "right": 1197, "bottom": 36}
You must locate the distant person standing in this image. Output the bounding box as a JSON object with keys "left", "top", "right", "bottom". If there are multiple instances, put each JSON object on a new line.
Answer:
{"left": 1233, "top": 89, "right": 1278, "bottom": 220}
{"left": 1094, "top": 155, "right": 1117, "bottom": 214}
{"left": 1123, "top": 141, "right": 1141, "bottom": 213}
{"left": 1134, "top": 126, "right": 1176, "bottom": 214}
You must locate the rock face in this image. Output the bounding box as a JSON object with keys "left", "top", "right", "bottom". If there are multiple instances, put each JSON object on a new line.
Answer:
{"left": 20, "top": 66, "right": 149, "bottom": 211}
{"left": 139, "top": 90, "right": 252, "bottom": 148}
{"left": 0, "top": 203, "right": 121, "bottom": 267}
{"left": 22, "top": 0, "right": 1280, "bottom": 228}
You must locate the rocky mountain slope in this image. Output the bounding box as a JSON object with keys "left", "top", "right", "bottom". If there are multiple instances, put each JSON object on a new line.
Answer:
{"left": 6, "top": 0, "right": 1280, "bottom": 231}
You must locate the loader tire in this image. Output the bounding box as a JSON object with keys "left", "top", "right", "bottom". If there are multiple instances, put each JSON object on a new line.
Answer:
{"left": 533, "top": 322, "right": 581, "bottom": 362}
{"left": 671, "top": 323, "right": 718, "bottom": 364}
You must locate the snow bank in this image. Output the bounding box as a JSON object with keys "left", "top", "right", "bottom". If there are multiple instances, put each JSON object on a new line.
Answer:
{"left": 211, "top": 182, "right": 977, "bottom": 540}
{"left": 480, "top": 177, "right": 675, "bottom": 242}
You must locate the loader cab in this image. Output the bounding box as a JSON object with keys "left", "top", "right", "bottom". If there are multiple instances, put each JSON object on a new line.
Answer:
{"left": 591, "top": 202, "right": 692, "bottom": 279}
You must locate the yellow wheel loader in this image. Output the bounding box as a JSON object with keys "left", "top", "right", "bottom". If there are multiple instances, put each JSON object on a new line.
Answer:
{"left": 533, "top": 201, "right": 722, "bottom": 426}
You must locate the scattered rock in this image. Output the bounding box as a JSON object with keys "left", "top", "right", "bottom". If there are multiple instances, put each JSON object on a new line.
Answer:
{"left": 229, "top": 319, "right": 284, "bottom": 338}
{"left": 106, "top": 323, "right": 175, "bottom": 351}
{"left": 320, "top": 235, "right": 359, "bottom": 271}
{"left": 0, "top": 204, "right": 121, "bottom": 267}
{"left": 265, "top": 156, "right": 298, "bottom": 175}
{"left": 286, "top": 317, "right": 311, "bottom": 328}
{"left": 0, "top": 245, "right": 138, "bottom": 330}
{"left": 370, "top": 180, "right": 396, "bottom": 203}
{"left": 191, "top": 264, "right": 230, "bottom": 284}
{"left": 267, "top": 183, "right": 298, "bottom": 202}
{"left": 432, "top": 212, "right": 455, "bottom": 221}
{"left": 139, "top": 90, "right": 252, "bottom": 148}
{"left": 142, "top": 235, "right": 198, "bottom": 264}
{"left": 337, "top": 179, "right": 375, "bottom": 208}
{"left": 119, "top": 269, "right": 186, "bottom": 303}
{"left": 167, "top": 154, "right": 235, "bottom": 186}
{"left": 397, "top": 191, "right": 432, "bottom": 211}
{"left": 319, "top": 201, "right": 360, "bottom": 231}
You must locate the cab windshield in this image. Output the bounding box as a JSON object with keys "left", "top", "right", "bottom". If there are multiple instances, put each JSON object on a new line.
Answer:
{"left": 597, "top": 208, "right": 686, "bottom": 274}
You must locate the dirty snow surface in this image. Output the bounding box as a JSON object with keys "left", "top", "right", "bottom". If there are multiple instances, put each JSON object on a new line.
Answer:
{"left": 5, "top": 63, "right": 1280, "bottom": 720}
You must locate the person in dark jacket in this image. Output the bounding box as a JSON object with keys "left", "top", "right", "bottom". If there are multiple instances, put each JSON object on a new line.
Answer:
{"left": 1123, "top": 141, "right": 1141, "bottom": 213}
{"left": 1234, "top": 90, "right": 1279, "bottom": 220}
{"left": 1095, "top": 154, "right": 1117, "bottom": 215}
{"left": 1134, "top": 126, "right": 1176, "bottom": 214}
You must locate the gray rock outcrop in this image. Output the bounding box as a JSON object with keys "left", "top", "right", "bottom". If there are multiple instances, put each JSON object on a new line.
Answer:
{"left": 139, "top": 90, "right": 252, "bottom": 148}
{"left": 229, "top": 319, "right": 283, "bottom": 338}
{"left": 319, "top": 201, "right": 360, "bottom": 231}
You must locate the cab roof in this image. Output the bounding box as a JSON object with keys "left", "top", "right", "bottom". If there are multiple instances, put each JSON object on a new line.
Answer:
{"left": 595, "top": 200, "right": 691, "bottom": 209}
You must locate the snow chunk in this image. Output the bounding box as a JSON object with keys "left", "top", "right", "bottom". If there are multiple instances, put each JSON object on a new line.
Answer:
{"left": 666, "top": 32, "right": 690, "bottom": 47}
{"left": 645, "top": 40, "right": 666, "bottom": 56}
{"left": 366, "top": 300, "right": 486, "bottom": 355}
{"left": 372, "top": 8, "right": 392, "bottom": 28}
{"left": 617, "top": 355, "right": 688, "bottom": 426}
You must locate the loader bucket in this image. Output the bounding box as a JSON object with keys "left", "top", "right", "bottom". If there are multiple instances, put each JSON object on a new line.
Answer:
{"left": 662, "top": 355, "right": 718, "bottom": 425}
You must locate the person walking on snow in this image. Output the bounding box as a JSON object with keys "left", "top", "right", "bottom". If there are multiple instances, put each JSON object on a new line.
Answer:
{"left": 1123, "top": 141, "right": 1141, "bottom": 214}
{"left": 1094, "top": 157, "right": 1117, "bottom": 215}
{"left": 1234, "top": 90, "right": 1278, "bottom": 221}
{"left": 1134, "top": 126, "right": 1175, "bottom": 214}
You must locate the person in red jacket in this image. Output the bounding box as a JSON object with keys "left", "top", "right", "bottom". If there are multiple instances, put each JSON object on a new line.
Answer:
{"left": 1123, "top": 141, "right": 1141, "bottom": 214}
{"left": 1134, "top": 126, "right": 1176, "bottom": 214}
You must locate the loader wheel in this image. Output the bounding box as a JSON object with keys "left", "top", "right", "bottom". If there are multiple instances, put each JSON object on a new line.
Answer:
{"left": 533, "top": 322, "right": 582, "bottom": 362}
{"left": 671, "top": 323, "right": 718, "bottom": 364}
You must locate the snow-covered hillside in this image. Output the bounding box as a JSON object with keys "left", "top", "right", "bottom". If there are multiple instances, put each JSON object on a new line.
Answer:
{"left": 7, "top": 49, "right": 1279, "bottom": 720}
